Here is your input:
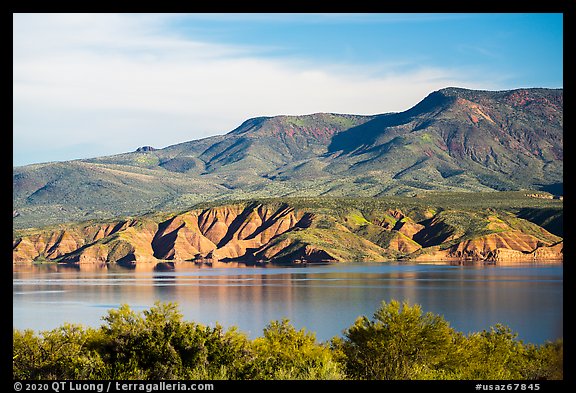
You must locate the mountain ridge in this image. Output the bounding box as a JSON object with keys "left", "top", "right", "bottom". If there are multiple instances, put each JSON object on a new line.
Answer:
{"left": 13, "top": 87, "right": 563, "bottom": 229}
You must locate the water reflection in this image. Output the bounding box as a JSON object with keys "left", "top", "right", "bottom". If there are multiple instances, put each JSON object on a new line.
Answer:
{"left": 13, "top": 262, "right": 562, "bottom": 343}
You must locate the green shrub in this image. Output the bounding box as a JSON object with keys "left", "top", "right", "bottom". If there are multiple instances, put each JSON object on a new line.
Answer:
{"left": 250, "top": 319, "right": 343, "bottom": 379}
{"left": 97, "top": 302, "right": 253, "bottom": 379}
{"left": 13, "top": 324, "right": 104, "bottom": 379}
{"left": 337, "top": 300, "right": 458, "bottom": 379}
{"left": 13, "top": 301, "right": 563, "bottom": 380}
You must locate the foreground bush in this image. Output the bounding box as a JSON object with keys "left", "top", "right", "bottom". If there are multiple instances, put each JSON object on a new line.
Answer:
{"left": 334, "top": 300, "right": 562, "bottom": 380}
{"left": 13, "top": 301, "right": 562, "bottom": 380}
{"left": 334, "top": 300, "right": 458, "bottom": 379}
{"left": 251, "top": 319, "right": 343, "bottom": 379}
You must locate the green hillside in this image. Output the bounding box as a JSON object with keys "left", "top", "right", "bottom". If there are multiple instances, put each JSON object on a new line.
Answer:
{"left": 13, "top": 87, "right": 562, "bottom": 229}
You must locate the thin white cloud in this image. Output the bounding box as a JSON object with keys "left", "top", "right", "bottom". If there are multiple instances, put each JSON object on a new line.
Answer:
{"left": 163, "top": 13, "right": 475, "bottom": 24}
{"left": 13, "top": 13, "right": 497, "bottom": 166}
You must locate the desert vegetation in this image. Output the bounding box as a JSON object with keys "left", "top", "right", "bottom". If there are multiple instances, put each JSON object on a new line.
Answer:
{"left": 13, "top": 301, "right": 563, "bottom": 380}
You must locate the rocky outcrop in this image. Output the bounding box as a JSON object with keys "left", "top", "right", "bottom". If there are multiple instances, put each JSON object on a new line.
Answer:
{"left": 387, "top": 232, "right": 422, "bottom": 254}
{"left": 448, "top": 231, "right": 543, "bottom": 260}
{"left": 13, "top": 203, "right": 313, "bottom": 265}
{"left": 13, "top": 228, "right": 94, "bottom": 263}
{"left": 13, "top": 200, "right": 563, "bottom": 265}
{"left": 135, "top": 146, "right": 157, "bottom": 152}
{"left": 394, "top": 219, "right": 425, "bottom": 239}
{"left": 486, "top": 241, "right": 563, "bottom": 262}
{"left": 531, "top": 241, "right": 563, "bottom": 260}
{"left": 413, "top": 236, "right": 563, "bottom": 262}
{"left": 57, "top": 219, "right": 158, "bottom": 266}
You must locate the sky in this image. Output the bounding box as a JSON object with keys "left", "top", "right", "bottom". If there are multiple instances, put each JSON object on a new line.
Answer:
{"left": 13, "top": 13, "right": 563, "bottom": 166}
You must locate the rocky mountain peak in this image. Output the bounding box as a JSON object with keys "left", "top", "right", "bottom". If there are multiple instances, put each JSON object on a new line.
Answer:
{"left": 135, "top": 146, "right": 157, "bottom": 152}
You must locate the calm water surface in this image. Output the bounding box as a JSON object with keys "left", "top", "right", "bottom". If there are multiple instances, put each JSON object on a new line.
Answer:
{"left": 13, "top": 262, "right": 563, "bottom": 344}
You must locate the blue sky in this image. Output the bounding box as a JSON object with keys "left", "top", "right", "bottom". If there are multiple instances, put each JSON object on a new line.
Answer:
{"left": 13, "top": 13, "right": 563, "bottom": 166}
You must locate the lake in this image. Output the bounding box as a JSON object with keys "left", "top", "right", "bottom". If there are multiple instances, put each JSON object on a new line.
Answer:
{"left": 13, "top": 262, "right": 563, "bottom": 344}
